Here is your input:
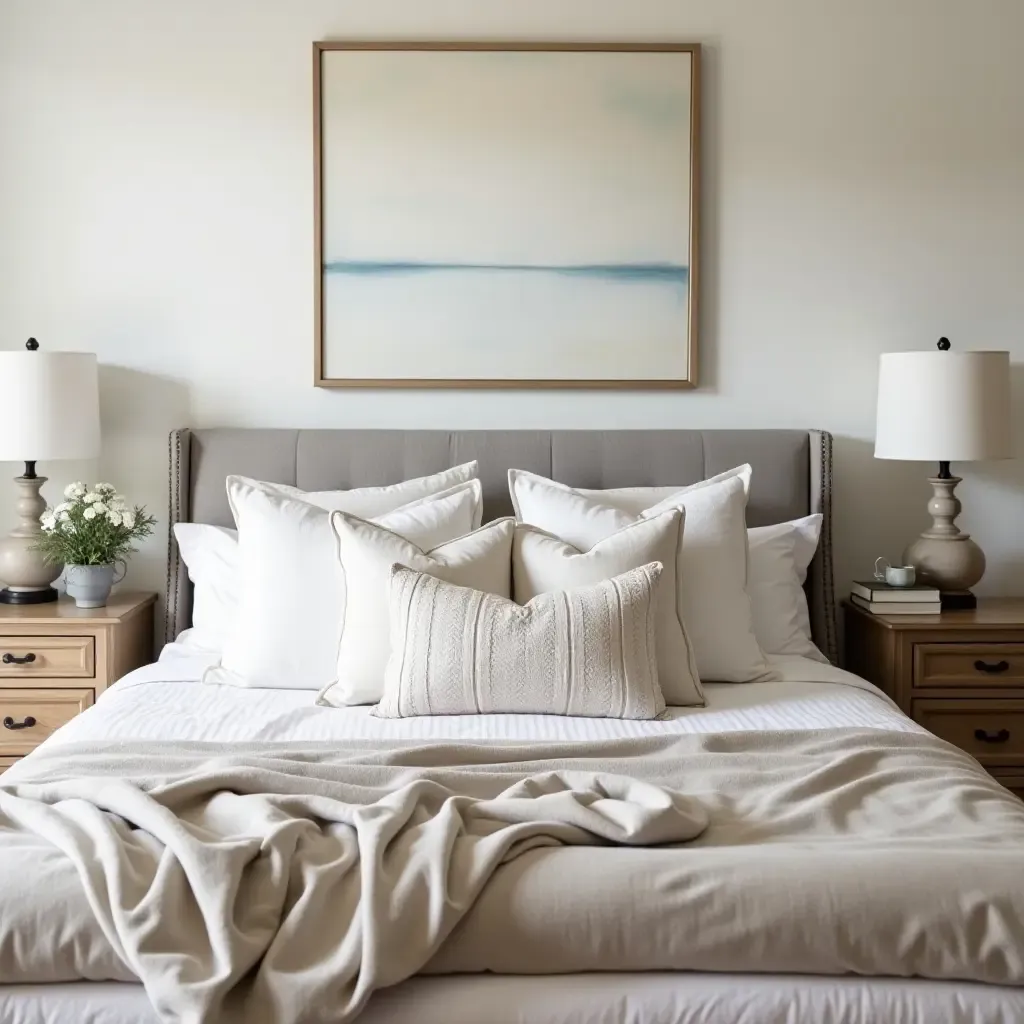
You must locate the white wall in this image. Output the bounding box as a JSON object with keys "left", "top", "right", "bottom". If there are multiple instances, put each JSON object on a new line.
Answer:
{"left": 2, "top": 0, "right": 1023, "bottom": 637}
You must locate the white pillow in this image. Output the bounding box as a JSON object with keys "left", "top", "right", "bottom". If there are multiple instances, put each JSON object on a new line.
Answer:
{"left": 172, "top": 524, "right": 238, "bottom": 653}
{"left": 259, "top": 461, "right": 481, "bottom": 524}
{"left": 509, "top": 466, "right": 775, "bottom": 683}
{"left": 513, "top": 510, "right": 703, "bottom": 706}
{"left": 206, "top": 477, "right": 481, "bottom": 690}
{"left": 575, "top": 464, "right": 750, "bottom": 515}
{"left": 377, "top": 562, "right": 666, "bottom": 720}
{"left": 320, "top": 514, "right": 515, "bottom": 707}
{"left": 173, "top": 464, "right": 480, "bottom": 653}
{"left": 748, "top": 514, "right": 827, "bottom": 663}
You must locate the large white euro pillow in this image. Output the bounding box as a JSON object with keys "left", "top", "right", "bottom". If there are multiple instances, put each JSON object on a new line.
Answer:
{"left": 258, "top": 461, "right": 480, "bottom": 524}
{"left": 509, "top": 466, "right": 775, "bottom": 683}
{"left": 174, "top": 462, "right": 480, "bottom": 654}
{"left": 206, "top": 476, "right": 481, "bottom": 690}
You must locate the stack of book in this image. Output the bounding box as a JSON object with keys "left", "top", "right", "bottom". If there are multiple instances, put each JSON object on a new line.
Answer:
{"left": 850, "top": 581, "right": 941, "bottom": 615}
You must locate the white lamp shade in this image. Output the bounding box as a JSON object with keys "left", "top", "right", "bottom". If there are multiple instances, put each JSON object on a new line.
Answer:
{"left": 0, "top": 352, "right": 100, "bottom": 462}
{"left": 875, "top": 350, "right": 1012, "bottom": 463}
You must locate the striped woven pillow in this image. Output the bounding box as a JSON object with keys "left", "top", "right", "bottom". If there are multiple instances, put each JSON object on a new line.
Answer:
{"left": 375, "top": 562, "right": 666, "bottom": 720}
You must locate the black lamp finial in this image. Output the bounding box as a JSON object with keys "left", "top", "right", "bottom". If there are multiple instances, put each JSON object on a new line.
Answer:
{"left": 937, "top": 337, "right": 951, "bottom": 351}
{"left": 25, "top": 338, "right": 39, "bottom": 351}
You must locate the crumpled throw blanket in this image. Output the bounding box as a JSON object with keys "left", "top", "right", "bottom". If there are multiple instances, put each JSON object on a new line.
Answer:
{"left": 0, "top": 740, "right": 707, "bottom": 1023}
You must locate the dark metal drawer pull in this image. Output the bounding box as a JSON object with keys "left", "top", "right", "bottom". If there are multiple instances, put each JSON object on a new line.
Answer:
{"left": 974, "top": 659, "right": 1010, "bottom": 674}
{"left": 2, "top": 715, "right": 36, "bottom": 731}
{"left": 974, "top": 728, "right": 1011, "bottom": 744}
{"left": 2, "top": 652, "right": 36, "bottom": 665}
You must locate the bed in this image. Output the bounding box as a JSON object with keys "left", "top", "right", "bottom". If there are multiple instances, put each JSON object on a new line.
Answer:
{"left": 1, "top": 428, "right": 1023, "bottom": 1024}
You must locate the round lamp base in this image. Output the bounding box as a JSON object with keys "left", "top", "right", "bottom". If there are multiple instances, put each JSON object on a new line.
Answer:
{"left": 0, "top": 586, "right": 59, "bottom": 605}
{"left": 903, "top": 534, "right": 986, "bottom": 594}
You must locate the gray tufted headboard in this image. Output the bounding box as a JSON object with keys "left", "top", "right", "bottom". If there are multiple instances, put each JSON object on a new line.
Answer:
{"left": 165, "top": 428, "right": 836, "bottom": 662}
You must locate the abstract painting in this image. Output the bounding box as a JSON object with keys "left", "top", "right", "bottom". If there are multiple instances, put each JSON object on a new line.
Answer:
{"left": 314, "top": 42, "right": 700, "bottom": 388}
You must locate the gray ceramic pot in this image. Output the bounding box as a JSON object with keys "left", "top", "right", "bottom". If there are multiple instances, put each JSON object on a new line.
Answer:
{"left": 64, "top": 562, "right": 126, "bottom": 608}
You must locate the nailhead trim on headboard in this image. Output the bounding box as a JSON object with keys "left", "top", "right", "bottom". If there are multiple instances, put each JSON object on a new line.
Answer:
{"left": 165, "top": 428, "right": 184, "bottom": 645}
{"left": 815, "top": 428, "right": 837, "bottom": 663}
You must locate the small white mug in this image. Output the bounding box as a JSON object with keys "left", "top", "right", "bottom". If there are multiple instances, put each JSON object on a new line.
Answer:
{"left": 874, "top": 557, "right": 916, "bottom": 588}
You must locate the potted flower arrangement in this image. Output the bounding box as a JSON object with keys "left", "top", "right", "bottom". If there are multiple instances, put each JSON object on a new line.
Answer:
{"left": 35, "top": 483, "right": 155, "bottom": 608}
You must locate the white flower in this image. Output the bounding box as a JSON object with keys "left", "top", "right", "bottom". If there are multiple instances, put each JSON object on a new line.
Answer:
{"left": 54, "top": 501, "right": 70, "bottom": 514}
{"left": 83, "top": 507, "right": 97, "bottom": 521}
{"left": 91, "top": 500, "right": 107, "bottom": 514}
{"left": 111, "top": 495, "right": 126, "bottom": 509}
{"left": 106, "top": 509, "right": 122, "bottom": 527}
{"left": 40, "top": 513, "right": 56, "bottom": 532}
{"left": 83, "top": 492, "right": 101, "bottom": 504}
{"left": 64, "top": 482, "right": 86, "bottom": 499}
{"left": 59, "top": 509, "right": 70, "bottom": 522}
{"left": 95, "top": 483, "right": 116, "bottom": 496}
{"left": 122, "top": 512, "right": 136, "bottom": 530}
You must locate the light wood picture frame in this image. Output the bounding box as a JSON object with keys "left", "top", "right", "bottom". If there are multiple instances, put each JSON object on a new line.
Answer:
{"left": 314, "top": 41, "right": 701, "bottom": 389}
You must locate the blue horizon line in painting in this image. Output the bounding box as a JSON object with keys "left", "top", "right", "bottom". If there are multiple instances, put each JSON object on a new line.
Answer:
{"left": 323, "top": 259, "right": 688, "bottom": 284}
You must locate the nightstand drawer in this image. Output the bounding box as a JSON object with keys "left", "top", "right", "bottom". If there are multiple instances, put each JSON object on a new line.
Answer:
{"left": 913, "top": 698, "right": 1024, "bottom": 766}
{"left": 913, "top": 644, "right": 1024, "bottom": 689}
{"left": 0, "top": 756, "right": 17, "bottom": 774}
{"left": 0, "top": 636, "right": 95, "bottom": 680}
{"left": 0, "top": 688, "right": 94, "bottom": 755}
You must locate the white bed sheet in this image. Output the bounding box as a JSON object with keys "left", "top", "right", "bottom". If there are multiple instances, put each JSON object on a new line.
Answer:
{"left": 39, "top": 648, "right": 921, "bottom": 751}
{"left": 18, "top": 650, "right": 975, "bottom": 1024}
{"left": 3, "top": 973, "right": 1021, "bottom": 1024}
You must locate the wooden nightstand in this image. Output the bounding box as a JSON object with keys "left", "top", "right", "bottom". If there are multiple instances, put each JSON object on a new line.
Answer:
{"left": 845, "top": 598, "right": 1024, "bottom": 799}
{"left": 0, "top": 590, "right": 155, "bottom": 773}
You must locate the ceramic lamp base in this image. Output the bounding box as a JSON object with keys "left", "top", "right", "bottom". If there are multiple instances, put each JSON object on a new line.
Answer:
{"left": 904, "top": 532, "right": 986, "bottom": 592}
{"left": 0, "top": 585, "right": 58, "bottom": 605}
{"left": 903, "top": 473, "right": 986, "bottom": 602}
{"left": 0, "top": 473, "right": 62, "bottom": 600}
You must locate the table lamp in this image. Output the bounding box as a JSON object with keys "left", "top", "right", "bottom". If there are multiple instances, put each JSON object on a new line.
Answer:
{"left": 874, "top": 338, "right": 1012, "bottom": 609}
{"left": 0, "top": 339, "right": 100, "bottom": 603}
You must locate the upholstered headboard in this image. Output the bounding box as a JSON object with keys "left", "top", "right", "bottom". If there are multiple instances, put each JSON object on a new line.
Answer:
{"left": 165, "top": 428, "right": 836, "bottom": 662}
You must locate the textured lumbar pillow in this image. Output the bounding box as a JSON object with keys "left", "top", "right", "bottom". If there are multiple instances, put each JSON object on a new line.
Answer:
{"left": 509, "top": 466, "right": 774, "bottom": 683}
{"left": 206, "top": 477, "right": 482, "bottom": 691}
{"left": 376, "top": 562, "right": 666, "bottom": 720}
{"left": 319, "top": 514, "right": 516, "bottom": 707}
{"left": 513, "top": 509, "right": 703, "bottom": 706}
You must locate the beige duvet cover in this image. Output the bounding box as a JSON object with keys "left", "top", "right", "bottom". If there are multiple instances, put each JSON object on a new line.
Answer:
{"left": 1, "top": 729, "right": 1023, "bottom": 1023}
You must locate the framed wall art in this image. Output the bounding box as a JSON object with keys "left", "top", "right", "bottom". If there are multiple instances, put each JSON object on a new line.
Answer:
{"left": 313, "top": 41, "right": 700, "bottom": 389}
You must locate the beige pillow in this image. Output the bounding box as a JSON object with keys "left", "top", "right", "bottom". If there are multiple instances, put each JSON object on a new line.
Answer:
{"left": 513, "top": 510, "right": 703, "bottom": 706}
{"left": 376, "top": 562, "right": 666, "bottom": 720}
{"left": 320, "top": 514, "right": 515, "bottom": 707}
